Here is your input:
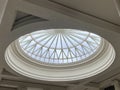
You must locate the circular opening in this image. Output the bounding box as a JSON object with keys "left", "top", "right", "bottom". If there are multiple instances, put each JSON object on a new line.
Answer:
{"left": 18, "top": 29, "right": 101, "bottom": 64}
{"left": 5, "top": 28, "right": 115, "bottom": 81}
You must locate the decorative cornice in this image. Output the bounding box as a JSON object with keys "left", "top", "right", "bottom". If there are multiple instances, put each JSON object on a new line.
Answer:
{"left": 5, "top": 35, "right": 115, "bottom": 81}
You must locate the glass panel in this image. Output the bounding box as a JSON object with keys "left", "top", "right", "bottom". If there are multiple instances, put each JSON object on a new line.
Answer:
{"left": 19, "top": 29, "right": 101, "bottom": 64}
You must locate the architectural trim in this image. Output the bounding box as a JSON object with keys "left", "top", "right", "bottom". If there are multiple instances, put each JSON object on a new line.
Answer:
{"left": 114, "top": 0, "right": 120, "bottom": 16}
{"left": 5, "top": 31, "right": 115, "bottom": 81}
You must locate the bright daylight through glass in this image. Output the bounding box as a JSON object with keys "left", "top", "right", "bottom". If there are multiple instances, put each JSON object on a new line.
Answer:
{"left": 19, "top": 29, "right": 101, "bottom": 64}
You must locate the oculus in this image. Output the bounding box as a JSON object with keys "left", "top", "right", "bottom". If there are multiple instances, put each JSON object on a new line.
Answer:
{"left": 19, "top": 29, "right": 101, "bottom": 64}
{"left": 5, "top": 29, "right": 115, "bottom": 81}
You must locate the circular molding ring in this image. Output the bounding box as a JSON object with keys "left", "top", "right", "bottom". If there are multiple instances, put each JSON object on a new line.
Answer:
{"left": 5, "top": 37, "right": 115, "bottom": 81}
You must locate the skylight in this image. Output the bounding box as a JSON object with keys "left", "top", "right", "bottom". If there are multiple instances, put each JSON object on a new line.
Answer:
{"left": 19, "top": 29, "right": 101, "bottom": 64}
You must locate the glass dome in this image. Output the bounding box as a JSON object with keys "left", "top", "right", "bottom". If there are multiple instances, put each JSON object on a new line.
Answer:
{"left": 19, "top": 29, "right": 101, "bottom": 64}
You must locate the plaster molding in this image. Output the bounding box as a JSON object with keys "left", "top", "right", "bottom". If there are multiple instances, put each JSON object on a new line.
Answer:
{"left": 5, "top": 35, "right": 115, "bottom": 81}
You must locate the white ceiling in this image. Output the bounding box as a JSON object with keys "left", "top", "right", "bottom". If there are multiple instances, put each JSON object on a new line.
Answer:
{"left": 51, "top": 0, "right": 120, "bottom": 25}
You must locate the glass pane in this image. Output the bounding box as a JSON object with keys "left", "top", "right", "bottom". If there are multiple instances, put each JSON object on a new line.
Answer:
{"left": 19, "top": 29, "right": 101, "bottom": 64}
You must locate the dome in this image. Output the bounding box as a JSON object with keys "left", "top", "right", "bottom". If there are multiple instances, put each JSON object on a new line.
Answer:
{"left": 5, "top": 28, "right": 115, "bottom": 81}
{"left": 19, "top": 29, "right": 101, "bottom": 64}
